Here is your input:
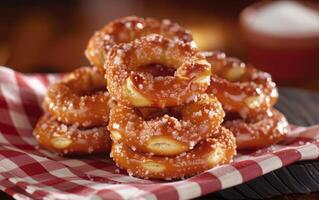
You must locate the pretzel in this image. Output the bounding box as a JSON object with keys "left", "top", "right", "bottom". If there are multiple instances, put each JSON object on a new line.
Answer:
{"left": 111, "top": 127, "right": 235, "bottom": 180}
{"left": 105, "top": 34, "right": 211, "bottom": 107}
{"left": 85, "top": 16, "right": 194, "bottom": 69}
{"left": 204, "top": 51, "right": 278, "bottom": 117}
{"left": 44, "top": 67, "right": 112, "bottom": 127}
{"left": 108, "top": 94, "right": 224, "bottom": 156}
{"left": 34, "top": 114, "right": 111, "bottom": 155}
{"left": 224, "top": 109, "right": 289, "bottom": 150}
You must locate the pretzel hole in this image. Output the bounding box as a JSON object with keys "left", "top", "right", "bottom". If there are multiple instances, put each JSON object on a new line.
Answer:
{"left": 137, "top": 63, "right": 175, "bottom": 77}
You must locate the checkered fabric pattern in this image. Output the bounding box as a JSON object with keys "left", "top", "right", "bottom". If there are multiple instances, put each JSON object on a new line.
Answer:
{"left": 0, "top": 66, "right": 319, "bottom": 200}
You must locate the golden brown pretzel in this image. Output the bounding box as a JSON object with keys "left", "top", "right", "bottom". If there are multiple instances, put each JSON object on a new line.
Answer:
{"left": 224, "top": 109, "right": 289, "bottom": 150}
{"left": 111, "top": 127, "right": 236, "bottom": 180}
{"left": 108, "top": 94, "right": 224, "bottom": 156}
{"left": 85, "top": 16, "right": 193, "bottom": 69}
{"left": 34, "top": 114, "right": 112, "bottom": 155}
{"left": 204, "top": 51, "right": 278, "bottom": 117}
{"left": 44, "top": 67, "right": 112, "bottom": 127}
{"left": 105, "top": 34, "right": 211, "bottom": 107}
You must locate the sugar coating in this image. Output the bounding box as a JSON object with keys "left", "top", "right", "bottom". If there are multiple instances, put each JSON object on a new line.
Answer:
{"left": 108, "top": 94, "right": 224, "bottom": 156}
{"left": 34, "top": 113, "right": 112, "bottom": 155}
{"left": 85, "top": 16, "right": 193, "bottom": 69}
{"left": 204, "top": 51, "right": 278, "bottom": 118}
{"left": 111, "top": 127, "right": 236, "bottom": 180}
{"left": 224, "top": 109, "right": 289, "bottom": 150}
{"left": 43, "top": 67, "right": 111, "bottom": 127}
{"left": 105, "top": 34, "right": 211, "bottom": 108}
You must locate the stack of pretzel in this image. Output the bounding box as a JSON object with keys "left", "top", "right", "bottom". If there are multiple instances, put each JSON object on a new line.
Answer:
{"left": 34, "top": 16, "right": 289, "bottom": 180}
{"left": 34, "top": 67, "right": 112, "bottom": 155}
{"left": 204, "top": 52, "right": 289, "bottom": 150}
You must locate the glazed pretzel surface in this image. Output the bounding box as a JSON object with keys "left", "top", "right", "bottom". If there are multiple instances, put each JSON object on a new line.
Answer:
{"left": 85, "top": 16, "right": 193, "bottom": 69}
{"left": 224, "top": 109, "right": 289, "bottom": 150}
{"left": 111, "top": 127, "right": 235, "bottom": 180}
{"left": 44, "top": 67, "right": 112, "bottom": 127}
{"left": 34, "top": 114, "right": 112, "bottom": 155}
{"left": 203, "top": 51, "right": 288, "bottom": 149}
{"left": 105, "top": 34, "right": 211, "bottom": 107}
{"left": 108, "top": 94, "right": 224, "bottom": 156}
{"left": 204, "top": 51, "right": 278, "bottom": 117}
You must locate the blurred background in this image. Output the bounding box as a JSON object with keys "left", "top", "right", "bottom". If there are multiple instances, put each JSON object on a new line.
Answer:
{"left": 0, "top": 0, "right": 318, "bottom": 90}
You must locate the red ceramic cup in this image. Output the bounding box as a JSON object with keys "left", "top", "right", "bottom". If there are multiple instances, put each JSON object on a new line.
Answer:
{"left": 240, "top": 1, "right": 319, "bottom": 84}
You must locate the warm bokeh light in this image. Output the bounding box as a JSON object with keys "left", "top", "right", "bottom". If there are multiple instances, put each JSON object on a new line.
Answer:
{"left": 190, "top": 24, "right": 225, "bottom": 51}
{"left": 0, "top": 0, "right": 318, "bottom": 90}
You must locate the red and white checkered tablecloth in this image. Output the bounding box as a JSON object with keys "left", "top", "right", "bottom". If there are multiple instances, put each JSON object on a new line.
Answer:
{"left": 0, "top": 66, "right": 319, "bottom": 200}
